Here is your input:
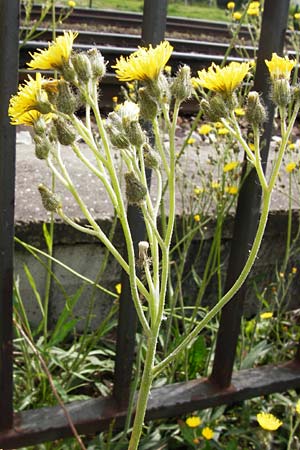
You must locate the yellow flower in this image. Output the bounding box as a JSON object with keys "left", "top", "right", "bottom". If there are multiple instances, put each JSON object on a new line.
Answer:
{"left": 294, "top": 12, "right": 300, "bottom": 20}
{"left": 194, "top": 187, "right": 204, "bottom": 195}
{"left": 247, "top": 7, "right": 259, "bottom": 16}
{"left": 227, "top": 1, "right": 235, "bottom": 9}
{"left": 194, "top": 214, "right": 201, "bottom": 222}
{"left": 213, "top": 121, "right": 223, "bottom": 128}
{"left": 68, "top": 0, "right": 76, "bottom": 7}
{"left": 197, "top": 62, "right": 250, "bottom": 96}
{"left": 112, "top": 96, "right": 118, "bottom": 103}
{"left": 164, "top": 65, "right": 172, "bottom": 75}
{"left": 249, "top": 1, "right": 260, "bottom": 7}
{"left": 233, "top": 11, "right": 242, "bottom": 20}
{"left": 234, "top": 107, "right": 245, "bottom": 116}
{"left": 211, "top": 181, "right": 220, "bottom": 189}
{"left": 285, "top": 162, "right": 296, "bottom": 173}
{"left": 248, "top": 142, "right": 255, "bottom": 151}
{"left": 202, "top": 427, "right": 214, "bottom": 440}
{"left": 27, "top": 31, "right": 78, "bottom": 70}
{"left": 225, "top": 186, "right": 238, "bottom": 195}
{"left": 292, "top": 267, "right": 298, "bottom": 274}
{"left": 279, "top": 272, "right": 285, "bottom": 278}
{"left": 260, "top": 312, "right": 273, "bottom": 319}
{"left": 296, "top": 399, "right": 300, "bottom": 414}
{"left": 198, "top": 124, "right": 213, "bottom": 135}
{"left": 186, "top": 416, "right": 201, "bottom": 428}
{"left": 218, "top": 127, "right": 229, "bottom": 135}
{"left": 265, "top": 53, "right": 296, "bottom": 81}
{"left": 257, "top": 412, "right": 282, "bottom": 431}
{"left": 288, "top": 143, "right": 296, "bottom": 150}
{"left": 113, "top": 41, "right": 173, "bottom": 82}
{"left": 8, "top": 73, "right": 52, "bottom": 126}
{"left": 187, "top": 137, "right": 196, "bottom": 145}
{"left": 223, "top": 161, "right": 239, "bottom": 172}
{"left": 115, "top": 283, "right": 122, "bottom": 295}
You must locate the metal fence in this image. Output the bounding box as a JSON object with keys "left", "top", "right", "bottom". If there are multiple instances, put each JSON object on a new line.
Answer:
{"left": 1, "top": 0, "right": 300, "bottom": 448}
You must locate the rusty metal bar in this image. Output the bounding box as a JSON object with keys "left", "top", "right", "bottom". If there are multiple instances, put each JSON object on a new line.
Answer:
{"left": 210, "top": 0, "right": 291, "bottom": 389}
{"left": 0, "top": 0, "right": 19, "bottom": 431}
{"left": 113, "top": 0, "right": 167, "bottom": 407}
{"left": 1, "top": 361, "right": 300, "bottom": 448}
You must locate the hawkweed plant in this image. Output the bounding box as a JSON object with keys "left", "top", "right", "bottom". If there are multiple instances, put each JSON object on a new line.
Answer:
{"left": 8, "top": 31, "right": 300, "bottom": 450}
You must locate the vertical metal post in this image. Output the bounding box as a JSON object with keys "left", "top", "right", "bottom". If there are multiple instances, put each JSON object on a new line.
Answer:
{"left": 210, "top": 0, "right": 290, "bottom": 389}
{"left": 113, "top": 0, "right": 168, "bottom": 407}
{"left": 0, "top": 0, "right": 19, "bottom": 431}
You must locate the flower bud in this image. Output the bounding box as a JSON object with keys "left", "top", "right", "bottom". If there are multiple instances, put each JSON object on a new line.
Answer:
{"left": 60, "top": 60, "right": 77, "bottom": 83}
{"left": 56, "top": 80, "right": 77, "bottom": 114}
{"left": 38, "top": 184, "right": 62, "bottom": 212}
{"left": 245, "top": 91, "right": 267, "bottom": 126}
{"left": 143, "top": 143, "right": 161, "bottom": 169}
{"left": 71, "top": 53, "right": 92, "bottom": 83}
{"left": 272, "top": 79, "right": 291, "bottom": 107}
{"left": 201, "top": 95, "right": 227, "bottom": 122}
{"left": 127, "top": 121, "right": 146, "bottom": 147}
{"left": 53, "top": 118, "right": 76, "bottom": 145}
{"left": 138, "top": 87, "right": 158, "bottom": 121}
{"left": 147, "top": 74, "right": 170, "bottom": 104}
{"left": 125, "top": 172, "right": 147, "bottom": 205}
{"left": 34, "top": 135, "right": 52, "bottom": 160}
{"left": 87, "top": 48, "right": 106, "bottom": 80}
{"left": 106, "top": 124, "right": 130, "bottom": 149}
{"left": 138, "top": 240, "right": 149, "bottom": 265}
{"left": 171, "top": 65, "right": 193, "bottom": 101}
{"left": 34, "top": 117, "right": 48, "bottom": 136}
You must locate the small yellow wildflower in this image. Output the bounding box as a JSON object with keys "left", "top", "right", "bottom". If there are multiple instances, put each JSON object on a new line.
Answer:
{"left": 248, "top": 142, "right": 255, "bottom": 151}
{"left": 285, "top": 162, "right": 297, "bottom": 173}
{"left": 223, "top": 161, "right": 239, "bottom": 172}
{"left": 194, "top": 187, "right": 204, "bottom": 195}
{"left": 260, "top": 312, "right": 273, "bottom": 320}
{"left": 194, "top": 214, "right": 201, "bottom": 222}
{"left": 288, "top": 143, "right": 296, "bottom": 150}
{"left": 294, "top": 12, "right": 300, "bottom": 20}
{"left": 296, "top": 399, "right": 300, "bottom": 414}
{"left": 187, "top": 137, "right": 196, "bottom": 145}
{"left": 198, "top": 124, "right": 213, "bottom": 135}
{"left": 8, "top": 73, "right": 52, "bottom": 126}
{"left": 225, "top": 186, "right": 238, "bottom": 195}
{"left": 115, "top": 283, "right": 122, "bottom": 295}
{"left": 27, "top": 31, "right": 78, "bottom": 70}
{"left": 233, "top": 11, "right": 242, "bottom": 20}
{"left": 218, "top": 127, "right": 229, "bottom": 135}
{"left": 247, "top": 7, "right": 259, "bottom": 16}
{"left": 113, "top": 41, "right": 173, "bottom": 82}
{"left": 164, "top": 65, "right": 172, "bottom": 75}
{"left": 211, "top": 181, "right": 220, "bottom": 189}
{"left": 112, "top": 96, "right": 118, "bottom": 103}
{"left": 292, "top": 267, "right": 298, "bottom": 274}
{"left": 186, "top": 416, "right": 202, "bottom": 428}
{"left": 202, "top": 427, "right": 214, "bottom": 440}
{"left": 213, "top": 121, "right": 223, "bottom": 128}
{"left": 265, "top": 53, "right": 296, "bottom": 81}
{"left": 279, "top": 272, "right": 285, "bottom": 278}
{"left": 197, "top": 62, "right": 250, "bottom": 96}
{"left": 227, "top": 1, "right": 235, "bottom": 9}
{"left": 234, "top": 107, "right": 245, "bottom": 116}
{"left": 68, "top": 0, "right": 76, "bottom": 7}
{"left": 257, "top": 412, "right": 282, "bottom": 431}
{"left": 249, "top": 1, "right": 260, "bottom": 7}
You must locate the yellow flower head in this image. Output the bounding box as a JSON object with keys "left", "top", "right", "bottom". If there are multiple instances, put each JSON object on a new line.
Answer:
{"left": 260, "top": 312, "right": 273, "bottom": 319}
{"left": 294, "top": 12, "right": 300, "bottom": 20}
{"left": 249, "top": 1, "right": 260, "bottom": 7}
{"left": 285, "top": 162, "right": 296, "bottom": 173}
{"left": 113, "top": 41, "right": 173, "bottom": 82}
{"left": 211, "top": 181, "right": 220, "bottom": 189}
{"left": 257, "top": 412, "right": 282, "bottom": 431}
{"left": 247, "top": 7, "right": 259, "bottom": 16}
{"left": 186, "top": 416, "right": 201, "bottom": 428}
{"left": 198, "top": 124, "right": 213, "bottom": 135}
{"left": 292, "top": 267, "right": 298, "bottom": 274}
{"left": 265, "top": 53, "right": 296, "bottom": 81}
{"left": 8, "top": 73, "right": 52, "bottom": 126}
{"left": 218, "top": 127, "right": 229, "bottom": 135}
{"left": 197, "top": 62, "right": 250, "bottom": 96}
{"left": 225, "top": 186, "right": 238, "bottom": 195}
{"left": 194, "top": 186, "right": 204, "bottom": 195}
{"left": 234, "top": 107, "right": 245, "bottom": 116}
{"left": 202, "top": 427, "right": 214, "bottom": 440}
{"left": 296, "top": 399, "right": 300, "bottom": 414}
{"left": 68, "top": 0, "right": 76, "bottom": 7}
{"left": 115, "top": 283, "right": 122, "bottom": 295}
{"left": 27, "top": 31, "right": 78, "bottom": 70}
{"left": 233, "top": 11, "right": 242, "bottom": 20}
{"left": 227, "top": 2, "right": 235, "bottom": 9}
{"left": 187, "top": 137, "right": 196, "bottom": 145}
{"left": 223, "top": 161, "right": 239, "bottom": 172}
{"left": 194, "top": 214, "right": 201, "bottom": 222}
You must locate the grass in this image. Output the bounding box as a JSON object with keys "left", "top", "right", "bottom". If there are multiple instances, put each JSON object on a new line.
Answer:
{"left": 57, "top": 0, "right": 229, "bottom": 21}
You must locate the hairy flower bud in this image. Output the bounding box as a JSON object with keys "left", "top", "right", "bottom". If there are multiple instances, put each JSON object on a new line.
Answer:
{"left": 245, "top": 91, "right": 267, "bottom": 126}
{"left": 34, "top": 117, "right": 48, "bottom": 136}
{"left": 272, "top": 79, "right": 291, "bottom": 107}
{"left": 106, "top": 124, "right": 130, "bottom": 149}
{"left": 34, "top": 134, "right": 52, "bottom": 160}
{"left": 54, "top": 118, "right": 76, "bottom": 145}
{"left": 56, "top": 80, "right": 77, "bottom": 114}
{"left": 171, "top": 65, "right": 193, "bottom": 101}
{"left": 125, "top": 172, "right": 147, "bottom": 205}
{"left": 87, "top": 48, "right": 106, "bottom": 80}
{"left": 71, "top": 52, "right": 92, "bottom": 83}
{"left": 201, "top": 95, "right": 227, "bottom": 122}
{"left": 126, "top": 121, "right": 146, "bottom": 147}
{"left": 61, "top": 60, "right": 77, "bottom": 83}
{"left": 138, "top": 87, "right": 158, "bottom": 121}
{"left": 38, "top": 184, "right": 62, "bottom": 212}
{"left": 143, "top": 143, "right": 161, "bottom": 169}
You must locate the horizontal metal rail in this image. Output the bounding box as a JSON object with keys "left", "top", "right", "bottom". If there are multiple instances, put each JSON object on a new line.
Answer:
{"left": 1, "top": 360, "right": 300, "bottom": 448}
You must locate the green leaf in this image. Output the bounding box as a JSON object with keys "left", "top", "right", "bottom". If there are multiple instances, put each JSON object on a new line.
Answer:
{"left": 188, "top": 334, "right": 208, "bottom": 378}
